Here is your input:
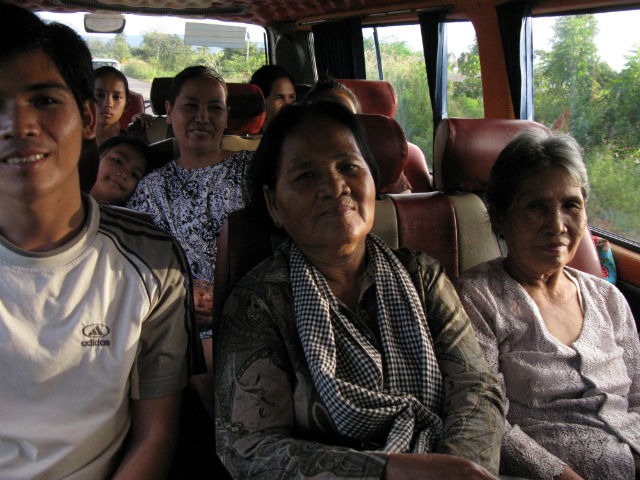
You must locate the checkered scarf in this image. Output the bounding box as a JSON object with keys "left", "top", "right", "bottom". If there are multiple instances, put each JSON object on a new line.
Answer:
{"left": 290, "top": 234, "right": 444, "bottom": 452}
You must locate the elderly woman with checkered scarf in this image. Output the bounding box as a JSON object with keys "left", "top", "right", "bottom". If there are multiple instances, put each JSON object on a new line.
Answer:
{"left": 214, "top": 101, "right": 505, "bottom": 480}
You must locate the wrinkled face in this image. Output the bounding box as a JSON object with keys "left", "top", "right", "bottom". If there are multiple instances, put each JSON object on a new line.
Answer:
{"left": 166, "top": 77, "right": 227, "bottom": 155}
{"left": 94, "top": 74, "right": 127, "bottom": 127}
{"left": 500, "top": 166, "right": 588, "bottom": 278}
{"left": 91, "top": 143, "right": 146, "bottom": 205}
{"left": 263, "top": 77, "right": 296, "bottom": 129}
{"left": 264, "top": 118, "right": 376, "bottom": 258}
{"left": 0, "top": 49, "right": 95, "bottom": 204}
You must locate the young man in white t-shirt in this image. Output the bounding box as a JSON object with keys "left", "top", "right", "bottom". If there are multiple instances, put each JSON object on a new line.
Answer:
{"left": 0, "top": 5, "right": 202, "bottom": 479}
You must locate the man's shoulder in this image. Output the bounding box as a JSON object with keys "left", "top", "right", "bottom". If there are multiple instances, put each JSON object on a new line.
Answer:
{"left": 97, "top": 204, "right": 189, "bottom": 273}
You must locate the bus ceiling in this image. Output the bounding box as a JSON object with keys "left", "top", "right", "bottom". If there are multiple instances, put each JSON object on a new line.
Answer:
{"left": 14, "top": 0, "right": 640, "bottom": 26}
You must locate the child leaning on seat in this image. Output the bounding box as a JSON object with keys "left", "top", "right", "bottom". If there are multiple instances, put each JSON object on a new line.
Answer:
{"left": 90, "top": 135, "right": 151, "bottom": 206}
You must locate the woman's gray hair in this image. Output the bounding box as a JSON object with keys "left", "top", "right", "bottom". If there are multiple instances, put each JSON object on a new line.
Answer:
{"left": 486, "top": 128, "right": 590, "bottom": 234}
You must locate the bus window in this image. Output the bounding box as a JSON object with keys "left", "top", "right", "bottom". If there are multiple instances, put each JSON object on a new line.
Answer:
{"left": 533, "top": 10, "right": 640, "bottom": 245}
{"left": 447, "top": 21, "right": 484, "bottom": 120}
{"left": 362, "top": 25, "right": 433, "bottom": 166}
{"left": 36, "top": 12, "right": 267, "bottom": 105}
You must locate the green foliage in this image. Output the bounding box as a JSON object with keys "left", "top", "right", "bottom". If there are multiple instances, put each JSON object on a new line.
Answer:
{"left": 107, "top": 33, "right": 131, "bottom": 63}
{"left": 121, "top": 59, "right": 156, "bottom": 81}
{"left": 86, "top": 38, "right": 109, "bottom": 58}
{"left": 534, "top": 14, "right": 640, "bottom": 242}
{"left": 584, "top": 144, "right": 640, "bottom": 240}
{"left": 86, "top": 33, "right": 265, "bottom": 81}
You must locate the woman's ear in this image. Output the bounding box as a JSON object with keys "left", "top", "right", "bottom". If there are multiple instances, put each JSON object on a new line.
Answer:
{"left": 263, "top": 185, "right": 281, "bottom": 228}
{"left": 82, "top": 99, "right": 97, "bottom": 140}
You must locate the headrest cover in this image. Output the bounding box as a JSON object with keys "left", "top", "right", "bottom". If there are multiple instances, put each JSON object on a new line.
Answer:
{"left": 338, "top": 79, "right": 398, "bottom": 117}
{"left": 150, "top": 77, "right": 172, "bottom": 116}
{"left": 433, "top": 118, "right": 550, "bottom": 192}
{"left": 357, "top": 113, "right": 407, "bottom": 193}
{"left": 226, "top": 83, "right": 265, "bottom": 135}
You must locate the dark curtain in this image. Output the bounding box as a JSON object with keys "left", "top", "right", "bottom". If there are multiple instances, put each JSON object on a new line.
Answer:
{"left": 312, "top": 17, "right": 366, "bottom": 79}
{"left": 419, "top": 11, "right": 448, "bottom": 130}
{"left": 496, "top": 2, "right": 533, "bottom": 119}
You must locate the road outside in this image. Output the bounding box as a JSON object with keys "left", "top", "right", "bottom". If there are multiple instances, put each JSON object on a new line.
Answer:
{"left": 127, "top": 76, "right": 152, "bottom": 109}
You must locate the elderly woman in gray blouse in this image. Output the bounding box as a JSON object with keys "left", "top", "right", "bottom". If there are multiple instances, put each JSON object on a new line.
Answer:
{"left": 456, "top": 129, "right": 640, "bottom": 480}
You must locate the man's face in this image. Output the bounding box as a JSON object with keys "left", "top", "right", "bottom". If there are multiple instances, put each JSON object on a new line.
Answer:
{"left": 0, "top": 49, "right": 95, "bottom": 204}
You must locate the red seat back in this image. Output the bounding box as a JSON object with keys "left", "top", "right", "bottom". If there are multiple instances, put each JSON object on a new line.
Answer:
{"left": 434, "top": 118, "right": 550, "bottom": 193}
{"left": 357, "top": 113, "right": 407, "bottom": 194}
{"left": 337, "top": 79, "right": 397, "bottom": 117}
{"left": 119, "top": 90, "right": 145, "bottom": 129}
{"left": 433, "top": 118, "right": 602, "bottom": 278}
{"left": 226, "top": 83, "right": 265, "bottom": 135}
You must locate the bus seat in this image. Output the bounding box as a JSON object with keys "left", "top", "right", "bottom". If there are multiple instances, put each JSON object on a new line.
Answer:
{"left": 213, "top": 191, "right": 479, "bottom": 323}
{"left": 127, "top": 77, "right": 173, "bottom": 143}
{"left": 357, "top": 113, "right": 408, "bottom": 194}
{"left": 148, "top": 137, "right": 179, "bottom": 171}
{"left": 225, "top": 83, "right": 265, "bottom": 135}
{"left": 433, "top": 118, "right": 603, "bottom": 278}
{"left": 339, "top": 79, "right": 431, "bottom": 192}
{"left": 221, "top": 83, "right": 265, "bottom": 152}
{"left": 119, "top": 90, "right": 145, "bottom": 130}
{"left": 405, "top": 143, "right": 434, "bottom": 192}
{"left": 295, "top": 83, "right": 312, "bottom": 100}
{"left": 433, "top": 118, "right": 549, "bottom": 193}
{"left": 337, "top": 78, "right": 398, "bottom": 117}
{"left": 150, "top": 77, "right": 172, "bottom": 116}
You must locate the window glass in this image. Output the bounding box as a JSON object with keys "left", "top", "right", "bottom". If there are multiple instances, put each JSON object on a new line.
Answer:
{"left": 37, "top": 12, "right": 266, "bottom": 105}
{"left": 533, "top": 10, "right": 640, "bottom": 244}
{"left": 447, "top": 21, "right": 484, "bottom": 119}
{"left": 362, "top": 25, "right": 433, "bottom": 166}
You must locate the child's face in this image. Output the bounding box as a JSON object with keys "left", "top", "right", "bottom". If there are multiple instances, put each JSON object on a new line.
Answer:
{"left": 0, "top": 49, "right": 95, "bottom": 204}
{"left": 91, "top": 143, "right": 146, "bottom": 205}
{"left": 94, "top": 74, "right": 127, "bottom": 128}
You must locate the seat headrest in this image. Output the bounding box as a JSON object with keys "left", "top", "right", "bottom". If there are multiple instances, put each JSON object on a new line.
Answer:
{"left": 119, "top": 90, "right": 145, "bottom": 129}
{"left": 357, "top": 113, "right": 407, "bottom": 194}
{"left": 226, "top": 83, "right": 265, "bottom": 136}
{"left": 150, "top": 77, "right": 172, "bottom": 116}
{"left": 433, "top": 118, "right": 550, "bottom": 193}
{"left": 337, "top": 79, "right": 398, "bottom": 117}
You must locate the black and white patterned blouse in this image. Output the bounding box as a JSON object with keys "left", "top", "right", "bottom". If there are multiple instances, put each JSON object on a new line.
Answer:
{"left": 126, "top": 150, "right": 254, "bottom": 284}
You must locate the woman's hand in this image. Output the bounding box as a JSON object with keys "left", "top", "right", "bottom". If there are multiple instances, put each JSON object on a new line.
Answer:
{"left": 130, "top": 112, "right": 153, "bottom": 128}
{"left": 193, "top": 279, "right": 213, "bottom": 329}
{"left": 384, "top": 453, "right": 498, "bottom": 480}
{"left": 555, "top": 465, "right": 585, "bottom": 480}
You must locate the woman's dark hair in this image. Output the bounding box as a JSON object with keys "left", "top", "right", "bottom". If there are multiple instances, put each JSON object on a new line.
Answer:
{"left": 305, "top": 77, "right": 361, "bottom": 113}
{"left": 250, "top": 100, "right": 379, "bottom": 231}
{"left": 98, "top": 135, "right": 152, "bottom": 175}
{"left": 0, "top": 4, "right": 94, "bottom": 114}
{"left": 249, "top": 65, "right": 295, "bottom": 99}
{"left": 487, "top": 128, "right": 590, "bottom": 234}
{"left": 94, "top": 66, "right": 130, "bottom": 102}
{"left": 168, "top": 65, "right": 227, "bottom": 106}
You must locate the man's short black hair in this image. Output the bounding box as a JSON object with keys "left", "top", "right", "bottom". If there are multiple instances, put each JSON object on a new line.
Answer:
{"left": 0, "top": 4, "right": 95, "bottom": 113}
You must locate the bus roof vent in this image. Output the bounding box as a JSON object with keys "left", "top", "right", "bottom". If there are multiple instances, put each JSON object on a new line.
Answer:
{"left": 52, "top": 0, "right": 250, "bottom": 17}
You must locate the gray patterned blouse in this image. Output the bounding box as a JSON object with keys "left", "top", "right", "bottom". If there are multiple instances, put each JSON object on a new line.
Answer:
{"left": 456, "top": 258, "right": 640, "bottom": 480}
{"left": 126, "top": 150, "right": 254, "bottom": 284}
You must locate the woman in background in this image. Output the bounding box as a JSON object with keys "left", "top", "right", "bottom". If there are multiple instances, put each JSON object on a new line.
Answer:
{"left": 250, "top": 64, "right": 296, "bottom": 131}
